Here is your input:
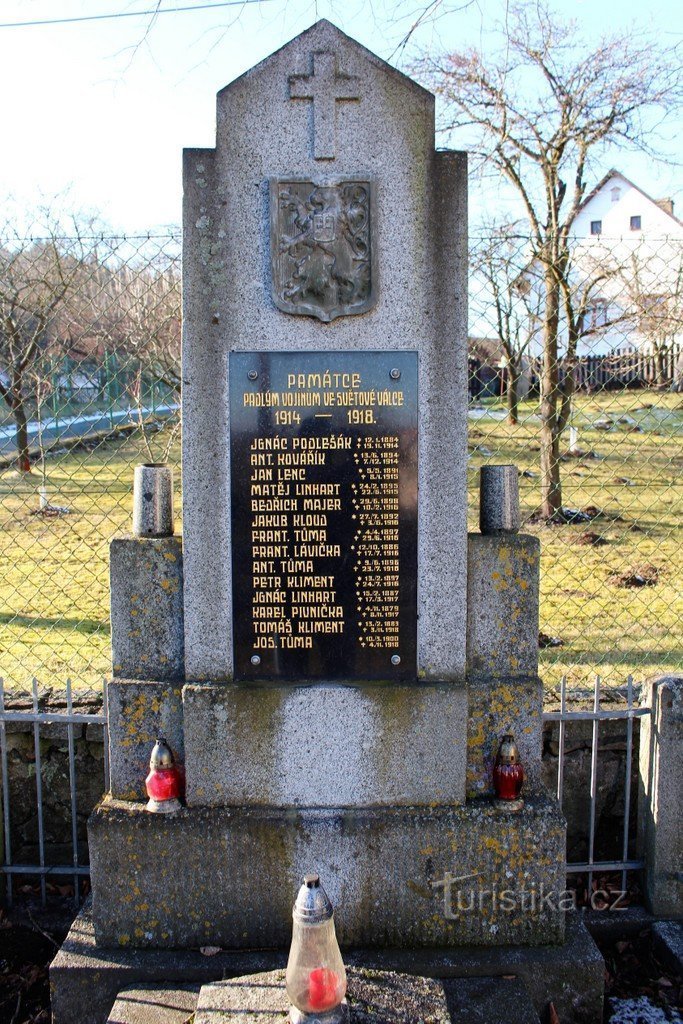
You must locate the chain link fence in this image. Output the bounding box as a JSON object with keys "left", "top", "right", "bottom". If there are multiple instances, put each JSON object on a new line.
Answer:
{"left": 0, "top": 230, "right": 681, "bottom": 694}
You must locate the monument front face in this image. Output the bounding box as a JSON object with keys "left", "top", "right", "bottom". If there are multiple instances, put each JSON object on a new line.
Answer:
{"left": 182, "top": 19, "right": 468, "bottom": 682}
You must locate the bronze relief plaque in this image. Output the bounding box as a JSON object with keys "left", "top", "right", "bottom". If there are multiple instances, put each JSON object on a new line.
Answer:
{"left": 270, "top": 178, "right": 376, "bottom": 322}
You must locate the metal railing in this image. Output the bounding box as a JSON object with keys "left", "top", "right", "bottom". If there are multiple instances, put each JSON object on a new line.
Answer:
{"left": 0, "top": 676, "right": 108, "bottom": 907}
{"left": 0, "top": 674, "right": 651, "bottom": 907}
{"left": 545, "top": 674, "right": 650, "bottom": 892}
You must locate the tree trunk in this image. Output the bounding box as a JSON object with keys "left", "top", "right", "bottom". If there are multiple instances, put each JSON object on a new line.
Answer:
{"left": 654, "top": 347, "right": 667, "bottom": 388}
{"left": 540, "top": 271, "right": 562, "bottom": 519}
{"left": 507, "top": 362, "right": 520, "bottom": 424}
{"left": 14, "top": 401, "right": 31, "bottom": 473}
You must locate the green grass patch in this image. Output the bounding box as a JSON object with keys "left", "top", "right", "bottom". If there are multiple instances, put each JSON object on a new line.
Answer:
{"left": 468, "top": 390, "right": 683, "bottom": 691}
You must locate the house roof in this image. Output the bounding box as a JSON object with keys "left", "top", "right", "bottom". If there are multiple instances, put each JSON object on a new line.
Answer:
{"left": 574, "top": 169, "right": 683, "bottom": 229}
{"left": 468, "top": 337, "right": 504, "bottom": 362}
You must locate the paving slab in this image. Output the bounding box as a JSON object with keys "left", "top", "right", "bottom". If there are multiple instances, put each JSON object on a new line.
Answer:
{"left": 107, "top": 985, "right": 199, "bottom": 1024}
{"left": 194, "top": 969, "right": 541, "bottom": 1024}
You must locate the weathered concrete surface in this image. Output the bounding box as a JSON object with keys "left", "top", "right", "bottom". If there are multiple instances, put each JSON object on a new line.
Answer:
{"left": 196, "top": 970, "right": 442, "bottom": 1024}
{"left": 107, "top": 985, "right": 199, "bottom": 1024}
{"left": 445, "top": 977, "right": 540, "bottom": 1023}
{"left": 182, "top": 20, "right": 468, "bottom": 683}
{"left": 50, "top": 902, "right": 286, "bottom": 1024}
{"left": 467, "top": 677, "right": 543, "bottom": 798}
{"left": 50, "top": 905, "right": 600, "bottom": 1024}
{"left": 107, "top": 681, "right": 184, "bottom": 801}
{"left": 638, "top": 675, "right": 683, "bottom": 918}
{"left": 110, "top": 537, "right": 184, "bottom": 681}
{"left": 183, "top": 681, "right": 467, "bottom": 807}
{"left": 195, "top": 969, "right": 542, "bottom": 1024}
{"left": 651, "top": 920, "right": 683, "bottom": 975}
{"left": 466, "top": 534, "right": 539, "bottom": 681}
{"left": 88, "top": 796, "right": 565, "bottom": 949}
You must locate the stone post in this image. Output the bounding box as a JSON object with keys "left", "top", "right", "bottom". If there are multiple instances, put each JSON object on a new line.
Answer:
{"left": 466, "top": 465, "right": 543, "bottom": 796}
{"left": 638, "top": 675, "right": 683, "bottom": 918}
{"left": 107, "top": 467, "right": 185, "bottom": 799}
{"left": 132, "top": 464, "right": 174, "bottom": 537}
{"left": 479, "top": 465, "right": 520, "bottom": 534}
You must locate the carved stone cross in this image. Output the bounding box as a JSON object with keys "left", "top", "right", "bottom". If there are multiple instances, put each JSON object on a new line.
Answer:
{"left": 289, "top": 51, "right": 360, "bottom": 160}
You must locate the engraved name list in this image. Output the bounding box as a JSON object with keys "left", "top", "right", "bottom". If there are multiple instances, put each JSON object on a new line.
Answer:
{"left": 229, "top": 352, "right": 418, "bottom": 681}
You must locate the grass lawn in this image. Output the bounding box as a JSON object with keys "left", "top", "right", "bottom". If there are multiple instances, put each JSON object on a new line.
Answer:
{"left": 0, "top": 389, "right": 681, "bottom": 695}
{"left": 468, "top": 389, "right": 683, "bottom": 694}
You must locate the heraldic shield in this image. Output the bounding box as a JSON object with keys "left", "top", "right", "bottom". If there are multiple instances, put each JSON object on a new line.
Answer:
{"left": 270, "top": 178, "right": 376, "bottom": 322}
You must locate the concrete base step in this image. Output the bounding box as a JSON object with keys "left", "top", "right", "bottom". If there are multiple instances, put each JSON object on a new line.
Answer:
{"left": 50, "top": 901, "right": 602, "bottom": 1024}
{"left": 194, "top": 969, "right": 541, "bottom": 1024}
{"left": 102, "top": 970, "right": 540, "bottom": 1024}
{"left": 651, "top": 920, "right": 683, "bottom": 975}
{"left": 446, "top": 977, "right": 541, "bottom": 1023}
{"left": 107, "top": 985, "right": 200, "bottom": 1024}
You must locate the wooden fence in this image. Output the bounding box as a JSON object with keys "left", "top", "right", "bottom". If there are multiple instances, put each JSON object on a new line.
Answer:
{"left": 469, "top": 344, "right": 682, "bottom": 400}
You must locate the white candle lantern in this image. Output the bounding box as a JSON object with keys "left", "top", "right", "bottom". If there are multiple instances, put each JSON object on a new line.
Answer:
{"left": 286, "top": 874, "right": 347, "bottom": 1023}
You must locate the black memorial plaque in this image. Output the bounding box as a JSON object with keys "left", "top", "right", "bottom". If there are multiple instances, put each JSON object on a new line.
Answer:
{"left": 230, "top": 351, "right": 418, "bottom": 682}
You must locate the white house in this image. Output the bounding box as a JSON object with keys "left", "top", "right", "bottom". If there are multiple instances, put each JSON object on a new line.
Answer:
{"left": 568, "top": 170, "right": 683, "bottom": 363}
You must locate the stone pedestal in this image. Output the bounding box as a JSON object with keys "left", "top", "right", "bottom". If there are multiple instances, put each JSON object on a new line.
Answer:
{"left": 110, "top": 536, "right": 184, "bottom": 681}
{"left": 88, "top": 794, "right": 565, "bottom": 949}
{"left": 107, "top": 680, "right": 185, "bottom": 802}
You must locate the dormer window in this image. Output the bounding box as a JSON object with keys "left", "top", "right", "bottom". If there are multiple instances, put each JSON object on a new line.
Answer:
{"left": 611, "top": 187, "right": 621, "bottom": 202}
{"left": 590, "top": 220, "right": 602, "bottom": 236}
{"left": 630, "top": 215, "right": 642, "bottom": 231}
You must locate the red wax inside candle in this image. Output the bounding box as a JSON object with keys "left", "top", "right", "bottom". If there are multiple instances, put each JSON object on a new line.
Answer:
{"left": 146, "top": 766, "right": 181, "bottom": 802}
{"left": 308, "top": 967, "right": 340, "bottom": 1011}
{"left": 493, "top": 762, "right": 524, "bottom": 800}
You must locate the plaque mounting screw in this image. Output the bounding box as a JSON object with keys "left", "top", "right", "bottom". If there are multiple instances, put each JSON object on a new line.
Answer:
{"left": 247, "top": 370, "right": 258, "bottom": 381}
{"left": 391, "top": 654, "right": 401, "bottom": 666}
{"left": 390, "top": 368, "right": 401, "bottom": 380}
{"left": 251, "top": 655, "right": 261, "bottom": 666}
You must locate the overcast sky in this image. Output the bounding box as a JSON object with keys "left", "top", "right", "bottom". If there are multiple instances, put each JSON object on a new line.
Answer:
{"left": 0, "top": 0, "right": 681, "bottom": 234}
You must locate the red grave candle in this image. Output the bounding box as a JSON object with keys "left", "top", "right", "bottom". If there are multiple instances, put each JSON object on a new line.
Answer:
{"left": 493, "top": 734, "right": 524, "bottom": 801}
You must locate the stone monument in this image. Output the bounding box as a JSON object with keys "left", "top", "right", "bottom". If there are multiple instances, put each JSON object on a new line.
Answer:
{"left": 50, "top": 20, "right": 604, "bottom": 1024}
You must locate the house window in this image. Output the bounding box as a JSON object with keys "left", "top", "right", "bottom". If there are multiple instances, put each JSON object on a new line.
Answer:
{"left": 630, "top": 215, "right": 642, "bottom": 231}
{"left": 590, "top": 220, "right": 602, "bottom": 235}
{"left": 611, "top": 187, "right": 621, "bottom": 202}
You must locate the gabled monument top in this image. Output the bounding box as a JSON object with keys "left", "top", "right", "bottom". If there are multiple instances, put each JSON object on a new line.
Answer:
{"left": 216, "top": 19, "right": 434, "bottom": 103}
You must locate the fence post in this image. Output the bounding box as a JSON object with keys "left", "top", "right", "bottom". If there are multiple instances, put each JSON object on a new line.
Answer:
{"left": 638, "top": 675, "right": 683, "bottom": 918}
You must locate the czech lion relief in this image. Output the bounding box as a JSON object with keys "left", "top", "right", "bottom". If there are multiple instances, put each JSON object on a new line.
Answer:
{"left": 270, "top": 178, "right": 376, "bottom": 322}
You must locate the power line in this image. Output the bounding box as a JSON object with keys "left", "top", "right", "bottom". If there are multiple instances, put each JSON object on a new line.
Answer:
{"left": 0, "top": 0, "right": 273, "bottom": 30}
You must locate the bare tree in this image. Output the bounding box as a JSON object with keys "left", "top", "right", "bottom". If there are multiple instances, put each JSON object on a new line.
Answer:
{"left": 417, "top": 2, "right": 683, "bottom": 517}
{"left": 0, "top": 223, "right": 86, "bottom": 471}
{"left": 618, "top": 243, "right": 683, "bottom": 388}
{"left": 470, "top": 222, "right": 541, "bottom": 423}
{"left": 73, "top": 247, "right": 182, "bottom": 461}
